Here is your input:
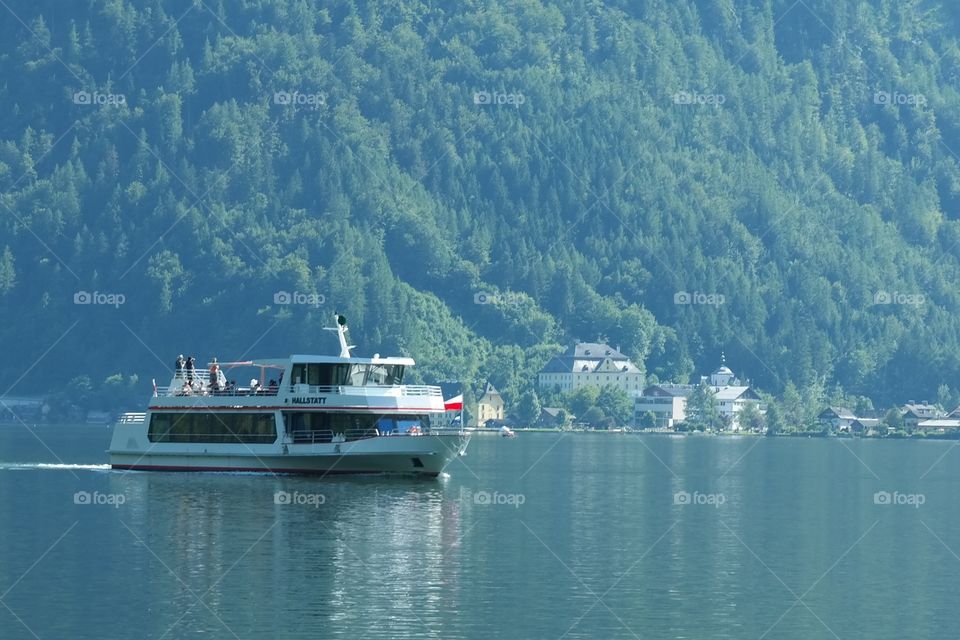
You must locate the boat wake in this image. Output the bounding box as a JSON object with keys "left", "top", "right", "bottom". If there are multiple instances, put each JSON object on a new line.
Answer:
{"left": 0, "top": 462, "right": 111, "bottom": 472}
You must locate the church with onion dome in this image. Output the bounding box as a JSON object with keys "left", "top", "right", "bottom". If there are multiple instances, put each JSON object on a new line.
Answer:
{"left": 634, "top": 354, "right": 764, "bottom": 431}
{"left": 702, "top": 355, "right": 763, "bottom": 430}
{"left": 709, "top": 360, "right": 737, "bottom": 386}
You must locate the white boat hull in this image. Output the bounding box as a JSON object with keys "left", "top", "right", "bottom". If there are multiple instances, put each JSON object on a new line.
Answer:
{"left": 109, "top": 434, "right": 469, "bottom": 477}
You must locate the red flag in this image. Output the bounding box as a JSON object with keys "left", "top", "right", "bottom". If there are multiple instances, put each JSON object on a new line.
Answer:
{"left": 444, "top": 394, "right": 463, "bottom": 411}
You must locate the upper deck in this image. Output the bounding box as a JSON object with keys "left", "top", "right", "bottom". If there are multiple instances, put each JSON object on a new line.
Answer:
{"left": 152, "top": 376, "right": 443, "bottom": 410}
{"left": 151, "top": 314, "right": 444, "bottom": 413}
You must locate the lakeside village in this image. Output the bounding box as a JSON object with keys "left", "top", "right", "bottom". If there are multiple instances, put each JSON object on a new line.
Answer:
{"left": 434, "top": 342, "right": 960, "bottom": 439}
{"left": 4, "top": 341, "right": 960, "bottom": 439}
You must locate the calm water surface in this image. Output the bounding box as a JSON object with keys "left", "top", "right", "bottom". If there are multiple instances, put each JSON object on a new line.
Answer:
{"left": 1, "top": 425, "right": 958, "bottom": 639}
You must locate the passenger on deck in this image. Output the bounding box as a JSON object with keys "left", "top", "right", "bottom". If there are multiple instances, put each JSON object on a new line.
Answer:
{"left": 250, "top": 378, "right": 261, "bottom": 394}
{"left": 185, "top": 356, "right": 196, "bottom": 383}
{"left": 268, "top": 379, "right": 278, "bottom": 394}
{"left": 209, "top": 358, "right": 221, "bottom": 392}
{"left": 179, "top": 381, "right": 193, "bottom": 396}
{"left": 175, "top": 354, "right": 186, "bottom": 379}
{"left": 227, "top": 380, "right": 237, "bottom": 394}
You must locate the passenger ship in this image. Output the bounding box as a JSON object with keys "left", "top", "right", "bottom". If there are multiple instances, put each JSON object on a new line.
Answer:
{"left": 109, "top": 315, "right": 470, "bottom": 477}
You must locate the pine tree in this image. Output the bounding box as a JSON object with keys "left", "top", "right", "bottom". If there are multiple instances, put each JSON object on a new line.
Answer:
{"left": 0, "top": 247, "right": 14, "bottom": 294}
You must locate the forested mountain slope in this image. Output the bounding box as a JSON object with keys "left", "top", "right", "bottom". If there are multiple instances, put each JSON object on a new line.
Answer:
{"left": 2, "top": 0, "right": 960, "bottom": 413}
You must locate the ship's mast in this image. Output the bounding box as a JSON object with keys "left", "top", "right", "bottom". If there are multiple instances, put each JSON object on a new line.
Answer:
{"left": 324, "top": 312, "right": 354, "bottom": 357}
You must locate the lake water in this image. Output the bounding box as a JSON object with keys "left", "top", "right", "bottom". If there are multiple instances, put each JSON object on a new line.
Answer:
{"left": 1, "top": 425, "right": 958, "bottom": 639}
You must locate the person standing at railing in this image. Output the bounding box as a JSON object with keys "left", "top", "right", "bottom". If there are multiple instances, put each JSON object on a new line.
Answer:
{"left": 175, "top": 355, "right": 186, "bottom": 380}
{"left": 185, "top": 356, "right": 195, "bottom": 383}
{"left": 209, "top": 357, "right": 220, "bottom": 391}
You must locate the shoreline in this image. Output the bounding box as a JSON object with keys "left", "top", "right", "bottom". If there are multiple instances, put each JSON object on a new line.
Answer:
{"left": 11, "top": 423, "right": 959, "bottom": 441}
{"left": 469, "top": 427, "right": 960, "bottom": 440}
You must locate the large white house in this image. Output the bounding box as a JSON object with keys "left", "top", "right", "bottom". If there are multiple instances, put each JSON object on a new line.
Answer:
{"left": 538, "top": 343, "right": 644, "bottom": 396}
{"left": 634, "top": 359, "right": 763, "bottom": 431}
{"left": 634, "top": 384, "right": 694, "bottom": 428}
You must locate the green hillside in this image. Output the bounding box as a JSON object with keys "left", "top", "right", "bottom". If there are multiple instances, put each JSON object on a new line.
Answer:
{"left": 2, "top": 0, "right": 960, "bottom": 418}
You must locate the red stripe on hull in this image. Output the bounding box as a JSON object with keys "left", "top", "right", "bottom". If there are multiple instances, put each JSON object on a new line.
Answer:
{"left": 146, "top": 406, "right": 439, "bottom": 411}
{"left": 111, "top": 463, "right": 439, "bottom": 477}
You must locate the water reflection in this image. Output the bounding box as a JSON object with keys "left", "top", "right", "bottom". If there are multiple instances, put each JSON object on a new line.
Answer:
{"left": 106, "top": 472, "right": 465, "bottom": 638}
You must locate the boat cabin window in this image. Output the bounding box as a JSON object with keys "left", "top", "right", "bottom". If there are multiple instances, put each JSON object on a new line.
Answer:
{"left": 365, "top": 364, "right": 405, "bottom": 385}
{"left": 375, "top": 415, "right": 428, "bottom": 435}
{"left": 349, "top": 364, "right": 404, "bottom": 386}
{"left": 283, "top": 411, "right": 382, "bottom": 442}
{"left": 348, "top": 365, "right": 366, "bottom": 386}
{"left": 290, "top": 363, "right": 404, "bottom": 386}
{"left": 291, "top": 363, "right": 351, "bottom": 386}
{"left": 148, "top": 412, "right": 277, "bottom": 444}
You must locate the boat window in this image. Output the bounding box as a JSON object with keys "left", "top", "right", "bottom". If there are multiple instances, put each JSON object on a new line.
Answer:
{"left": 348, "top": 365, "right": 366, "bottom": 386}
{"left": 147, "top": 412, "right": 277, "bottom": 444}
{"left": 318, "top": 364, "right": 351, "bottom": 386}
{"left": 283, "top": 412, "right": 329, "bottom": 443}
{"left": 291, "top": 363, "right": 306, "bottom": 385}
{"left": 332, "top": 364, "right": 407, "bottom": 386}
{"left": 285, "top": 411, "right": 304, "bottom": 432}
{"left": 286, "top": 411, "right": 326, "bottom": 430}
{"left": 291, "top": 363, "right": 352, "bottom": 386}
{"left": 366, "top": 364, "right": 389, "bottom": 385}
{"left": 329, "top": 413, "right": 353, "bottom": 433}
{"left": 395, "top": 417, "right": 422, "bottom": 433}
{"left": 330, "top": 364, "right": 350, "bottom": 385}
{"left": 363, "top": 364, "right": 405, "bottom": 385}
{"left": 283, "top": 411, "right": 380, "bottom": 442}
{"left": 375, "top": 415, "right": 427, "bottom": 434}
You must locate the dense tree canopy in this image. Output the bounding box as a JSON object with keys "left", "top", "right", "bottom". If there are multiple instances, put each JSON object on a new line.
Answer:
{"left": 2, "top": 0, "right": 960, "bottom": 413}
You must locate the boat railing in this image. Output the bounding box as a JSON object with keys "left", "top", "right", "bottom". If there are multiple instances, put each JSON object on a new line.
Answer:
{"left": 284, "top": 428, "right": 382, "bottom": 444}
{"left": 285, "top": 384, "right": 442, "bottom": 397}
{"left": 156, "top": 385, "right": 281, "bottom": 398}
{"left": 154, "top": 383, "right": 442, "bottom": 399}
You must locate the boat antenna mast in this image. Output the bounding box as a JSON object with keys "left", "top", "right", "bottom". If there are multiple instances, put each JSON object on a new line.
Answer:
{"left": 324, "top": 312, "right": 355, "bottom": 357}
